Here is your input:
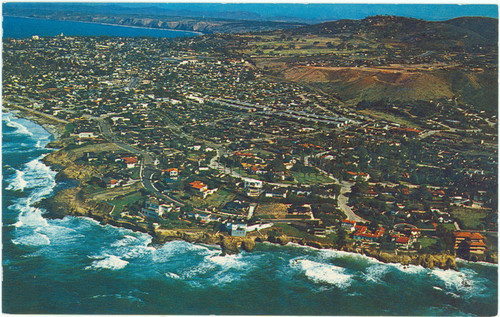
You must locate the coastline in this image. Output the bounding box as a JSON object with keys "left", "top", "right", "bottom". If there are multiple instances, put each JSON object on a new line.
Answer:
{"left": 4, "top": 15, "right": 204, "bottom": 36}
{"left": 3, "top": 104, "right": 66, "bottom": 140}
{"left": 6, "top": 110, "right": 490, "bottom": 271}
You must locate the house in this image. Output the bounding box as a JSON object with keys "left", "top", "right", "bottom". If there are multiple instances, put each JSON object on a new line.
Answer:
{"left": 244, "top": 178, "right": 263, "bottom": 189}
{"left": 104, "top": 178, "right": 118, "bottom": 188}
{"left": 166, "top": 168, "right": 179, "bottom": 178}
{"left": 341, "top": 219, "right": 357, "bottom": 232}
{"left": 189, "top": 180, "right": 217, "bottom": 199}
{"left": 78, "top": 131, "right": 95, "bottom": 138}
{"left": 246, "top": 222, "right": 274, "bottom": 232}
{"left": 454, "top": 231, "right": 487, "bottom": 255}
{"left": 352, "top": 225, "right": 385, "bottom": 242}
{"left": 395, "top": 236, "right": 410, "bottom": 249}
{"left": 264, "top": 187, "right": 288, "bottom": 198}
{"left": 346, "top": 171, "right": 370, "bottom": 181}
{"left": 244, "top": 178, "right": 263, "bottom": 197}
{"left": 122, "top": 156, "right": 138, "bottom": 168}
{"left": 225, "top": 222, "right": 247, "bottom": 237}
{"left": 141, "top": 198, "right": 163, "bottom": 218}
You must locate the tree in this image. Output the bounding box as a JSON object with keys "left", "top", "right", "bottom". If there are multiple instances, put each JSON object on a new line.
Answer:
{"left": 436, "top": 224, "right": 455, "bottom": 252}
{"left": 335, "top": 227, "right": 347, "bottom": 249}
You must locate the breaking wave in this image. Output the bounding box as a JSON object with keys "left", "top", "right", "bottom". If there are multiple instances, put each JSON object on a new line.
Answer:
{"left": 291, "top": 258, "right": 352, "bottom": 288}
{"left": 5, "top": 119, "right": 33, "bottom": 136}
{"left": 86, "top": 254, "right": 129, "bottom": 271}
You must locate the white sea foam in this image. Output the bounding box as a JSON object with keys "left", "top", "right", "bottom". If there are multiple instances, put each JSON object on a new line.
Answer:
{"left": 152, "top": 240, "right": 215, "bottom": 263}
{"left": 86, "top": 254, "right": 129, "bottom": 270}
{"left": 6, "top": 170, "right": 27, "bottom": 191}
{"left": 319, "top": 248, "right": 381, "bottom": 264}
{"left": 208, "top": 254, "right": 246, "bottom": 269}
{"left": 165, "top": 272, "right": 181, "bottom": 279}
{"left": 456, "top": 258, "right": 499, "bottom": 267}
{"left": 6, "top": 120, "right": 33, "bottom": 136}
{"left": 386, "top": 262, "right": 428, "bottom": 275}
{"left": 111, "top": 235, "right": 138, "bottom": 247}
{"left": 12, "top": 232, "right": 50, "bottom": 246}
{"left": 363, "top": 264, "right": 390, "bottom": 283}
{"left": 291, "top": 258, "right": 352, "bottom": 288}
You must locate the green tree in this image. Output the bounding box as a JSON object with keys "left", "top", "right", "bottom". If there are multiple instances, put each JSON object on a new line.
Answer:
{"left": 335, "top": 227, "right": 347, "bottom": 249}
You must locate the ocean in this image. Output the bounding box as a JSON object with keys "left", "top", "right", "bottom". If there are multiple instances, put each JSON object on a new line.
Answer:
{"left": 2, "top": 112, "right": 498, "bottom": 315}
{"left": 2, "top": 16, "right": 199, "bottom": 39}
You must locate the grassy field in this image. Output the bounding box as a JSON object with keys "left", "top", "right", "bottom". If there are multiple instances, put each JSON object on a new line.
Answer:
{"left": 292, "top": 171, "right": 333, "bottom": 185}
{"left": 452, "top": 207, "right": 490, "bottom": 230}
{"left": 274, "top": 223, "right": 334, "bottom": 244}
{"left": 109, "top": 191, "right": 145, "bottom": 217}
{"left": 254, "top": 203, "right": 288, "bottom": 218}
{"left": 189, "top": 189, "right": 235, "bottom": 208}
{"left": 358, "top": 109, "right": 422, "bottom": 129}
{"left": 418, "top": 236, "right": 438, "bottom": 249}
{"left": 90, "top": 182, "right": 143, "bottom": 201}
{"left": 68, "top": 142, "right": 122, "bottom": 157}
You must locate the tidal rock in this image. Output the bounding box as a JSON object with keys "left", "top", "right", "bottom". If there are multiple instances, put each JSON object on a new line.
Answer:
{"left": 241, "top": 238, "right": 256, "bottom": 252}
{"left": 220, "top": 237, "right": 239, "bottom": 255}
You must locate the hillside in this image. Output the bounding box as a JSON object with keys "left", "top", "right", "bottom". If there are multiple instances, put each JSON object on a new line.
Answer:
{"left": 230, "top": 15, "right": 498, "bottom": 113}
{"left": 3, "top": 4, "right": 305, "bottom": 34}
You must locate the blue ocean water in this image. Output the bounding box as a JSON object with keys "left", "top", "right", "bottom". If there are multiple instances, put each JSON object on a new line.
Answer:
{"left": 2, "top": 113, "right": 498, "bottom": 315}
{"left": 2, "top": 16, "right": 198, "bottom": 39}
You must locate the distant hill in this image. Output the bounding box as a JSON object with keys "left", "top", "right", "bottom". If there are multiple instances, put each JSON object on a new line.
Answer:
{"left": 285, "top": 15, "right": 497, "bottom": 49}
{"left": 240, "top": 15, "right": 498, "bottom": 113}
{"left": 3, "top": 3, "right": 306, "bottom": 34}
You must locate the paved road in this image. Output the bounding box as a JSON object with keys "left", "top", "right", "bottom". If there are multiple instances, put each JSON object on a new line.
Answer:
{"left": 337, "top": 181, "right": 368, "bottom": 223}
{"left": 4, "top": 101, "right": 69, "bottom": 124}
{"left": 97, "top": 118, "right": 155, "bottom": 165}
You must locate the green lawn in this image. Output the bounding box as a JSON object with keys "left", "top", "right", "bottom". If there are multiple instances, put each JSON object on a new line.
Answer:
{"left": 274, "top": 223, "right": 334, "bottom": 244}
{"left": 130, "top": 167, "right": 141, "bottom": 180}
{"left": 109, "top": 192, "right": 144, "bottom": 217}
{"left": 418, "top": 236, "right": 438, "bottom": 249}
{"left": 189, "top": 189, "right": 235, "bottom": 208}
{"left": 452, "top": 207, "right": 490, "bottom": 230}
{"left": 292, "top": 171, "right": 333, "bottom": 185}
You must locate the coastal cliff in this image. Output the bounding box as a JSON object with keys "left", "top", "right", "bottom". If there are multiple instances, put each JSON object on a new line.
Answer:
{"left": 41, "top": 185, "right": 460, "bottom": 270}
{"left": 38, "top": 137, "right": 465, "bottom": 271}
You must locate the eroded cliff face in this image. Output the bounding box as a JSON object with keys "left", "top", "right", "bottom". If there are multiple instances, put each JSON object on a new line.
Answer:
{"left": 342, "top": 245, "right": 457, "bottom": 270}
{"left": 41, "top": 187, "right": 112, "bottom": 220}
{"left": 40, "top": 177, "right": 460, "bottom": 270}
{"left": 43, "top": 149, "right": 103, "bottom": 181}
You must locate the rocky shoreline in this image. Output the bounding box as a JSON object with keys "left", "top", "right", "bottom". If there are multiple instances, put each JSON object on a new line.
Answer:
{"left": 8, "top": 109, "right": 466, "bottom": 271}
{"left": 40, "top": 179, "right": 459, "bottom": 270}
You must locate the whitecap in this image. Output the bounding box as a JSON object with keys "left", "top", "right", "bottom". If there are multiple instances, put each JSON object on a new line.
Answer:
{"left": 6, "top": 170, "right": 27, "bottom": 192}
{"left": 6, "top": 120, "right": 33, "bottom": 136}
{"left": 362, "top": 264, "right": 390, "bottom": 283}
{"left": 86, "top": 254, "right": 129, "bottom": 270}
{"left": 12, "top": 232, "right": 50, "bottom": 246}
{"left": 456, "top": 258, "right": 499, "bottom": 267}
{"left": 386, "top": 262, "right": 428, "bottom": 275}
{"left": 111, "top": 235, "right": 138, "bottom": 247}
{"left": 208, "top": 253, "right": 246, "bottom": 269}
{"left": 165, "top": 272, "right": 181, "bottom": 279}
{"left": 291, "top": 258, "right": 352, "bottom": 288}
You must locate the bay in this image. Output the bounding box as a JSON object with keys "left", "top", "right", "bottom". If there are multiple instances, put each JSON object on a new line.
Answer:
{"left": 3, "top": 16, "right": 199, "bottom": 39}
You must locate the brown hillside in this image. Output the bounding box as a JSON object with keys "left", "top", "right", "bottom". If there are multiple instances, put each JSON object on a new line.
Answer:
{"left": 284, "top": 66, "right": 460, "bottom": 102}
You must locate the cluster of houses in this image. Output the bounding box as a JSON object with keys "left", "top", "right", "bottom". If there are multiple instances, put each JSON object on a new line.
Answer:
{"left": 454, "top": 231, "right": 488, "bottom": 256}
{"left": 341, "top": 219, "right": 422, "bottom": 249}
